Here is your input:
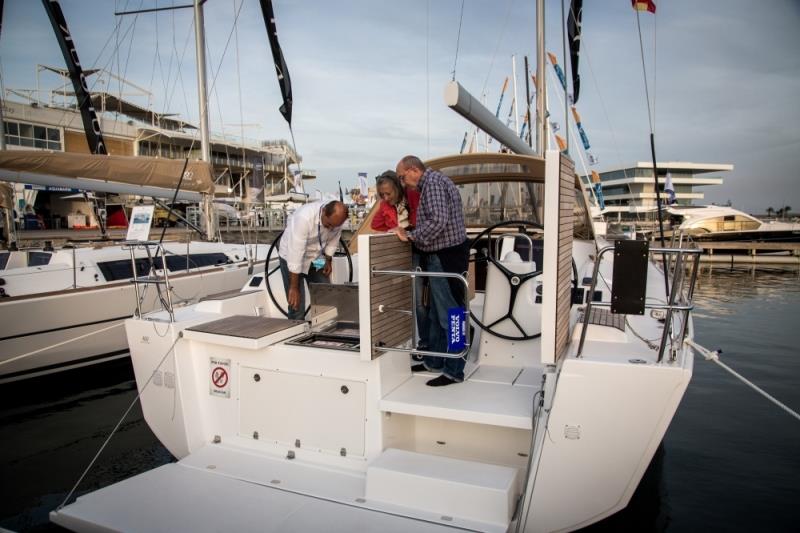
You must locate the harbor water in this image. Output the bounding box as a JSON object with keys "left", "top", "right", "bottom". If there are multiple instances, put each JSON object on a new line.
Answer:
{"left": 1, "top": 265, "right": 799, "bottom": 532}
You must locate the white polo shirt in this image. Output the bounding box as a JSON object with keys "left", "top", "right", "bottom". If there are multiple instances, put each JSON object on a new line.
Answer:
{"left": 278, "top": 201, "right": 343, "bottom": 274}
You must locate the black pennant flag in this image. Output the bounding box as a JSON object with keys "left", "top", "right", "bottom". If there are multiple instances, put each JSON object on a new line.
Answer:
{"left": 567, "top": 0, "right": 583, "bottom": 104}
{"left": 259, "top": 0, "right": 293, "bottom": 125}
{"left": 40, "top": 0, "right": 107, "bottom": 154}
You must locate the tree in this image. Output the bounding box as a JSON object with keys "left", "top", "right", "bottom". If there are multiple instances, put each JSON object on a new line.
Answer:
{"left": 766, "top": 207, "right": 775, "bottom": 218}
{"left": 784, "top": 205, "right": 791, "bottom": 219}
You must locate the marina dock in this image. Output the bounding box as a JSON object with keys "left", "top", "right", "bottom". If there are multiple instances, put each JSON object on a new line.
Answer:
{"left": 693, "top": 241, "right": 800, "bottom": 264}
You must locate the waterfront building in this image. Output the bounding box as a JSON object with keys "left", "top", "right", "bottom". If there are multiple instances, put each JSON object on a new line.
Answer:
{"left": 586, "top": 161, "right": 733, "bottom": 220}
{"left": 1, "top": 68, "right": 312, "bottom": 230}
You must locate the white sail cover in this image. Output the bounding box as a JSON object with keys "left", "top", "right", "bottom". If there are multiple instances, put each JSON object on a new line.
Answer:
{"left": 0, "top": 150, "right": 214, "bottom": 194}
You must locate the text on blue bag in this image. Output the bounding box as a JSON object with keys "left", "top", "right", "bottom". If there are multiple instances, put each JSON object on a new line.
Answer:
{"left": 447, "top": 307, "right": 467, "bottom": 351}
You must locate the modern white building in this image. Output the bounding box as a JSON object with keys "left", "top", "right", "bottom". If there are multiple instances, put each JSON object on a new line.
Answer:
{"left": 587, "top": 161, "right": 733, "bottom": 216}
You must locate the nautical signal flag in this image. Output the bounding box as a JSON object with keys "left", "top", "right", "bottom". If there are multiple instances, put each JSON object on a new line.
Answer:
{"left": 571, "top": 106, "right": 591, "bottom": 150}
{"left": 292, "top": 169, "right": 304, "bottom": 193}
{"left": 665, "top": 172, "right": 676, "bottom": 205}
{"left": 547, "top": 52, "right": 567, "bottom": 90}
{"left": 555, "top": 134, "right": 568, "bottom": 152}
{"left": 631, "top": 0, "right": 656, "bottom": 14}
{"left": 358, "top": 172, "right": 369, "bottom": 197}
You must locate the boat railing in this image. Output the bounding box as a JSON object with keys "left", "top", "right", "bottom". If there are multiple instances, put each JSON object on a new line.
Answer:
{"left": 577, "top": 245, "right": 702, "bottom": 362}
{"left": 370, "top": 268, "right": 471, "bottom": 360}
{"left": 123, "top": 240, "right": 175, "bottom": 322}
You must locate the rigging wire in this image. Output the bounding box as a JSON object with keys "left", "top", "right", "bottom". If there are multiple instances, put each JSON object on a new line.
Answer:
{"left": 480, "top": 0, "right": 516, "bottom": 96}
{"left": 450, "top": 0, "right": 465, "bottom": 81}
{"left": 426, "top": 0, "right": 430, "bottom": 158}
{"left": 634, "top": 8, "right": 669, "bottom": 294}
{"left": 634, "top": 11, "right": 654, "bottom": 135}
{"left": 46, "top": 1, "right": 140, "bottom": 130}
{"left": 57, "top": 333, "right": 184, "bottom": 511}
{"left": 653, "top": 10, "right": 658, "bottom": 136}
{"left": 233, "top": 0, "right": 246, "bottom": 179}
{"left": 567, "top": 2, "right": 642, "bottom": 222}
{"left": 119, "top": 2, "right": 144, "bottom": 104}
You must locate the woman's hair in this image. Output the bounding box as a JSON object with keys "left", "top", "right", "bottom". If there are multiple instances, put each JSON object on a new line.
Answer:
{"left": 375, "top": 170, "right": 405, "bottom": 203}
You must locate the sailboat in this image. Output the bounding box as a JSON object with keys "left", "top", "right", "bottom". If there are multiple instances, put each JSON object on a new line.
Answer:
{"left": 0, "top": 1, "right": 282, "bottom": 381}
{"left": 49, "top": 1, "right": 704, "bottom": 531}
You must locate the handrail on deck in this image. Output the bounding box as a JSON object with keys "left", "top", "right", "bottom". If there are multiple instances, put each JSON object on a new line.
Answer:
{"left": 371, "top": 268, "right": 471, "bottom": 360}
{"left": 576, "top": 245, "right": 702, "bottom": 362}
{"left": 123, "top": 240, "right": 175, "bottom": 322}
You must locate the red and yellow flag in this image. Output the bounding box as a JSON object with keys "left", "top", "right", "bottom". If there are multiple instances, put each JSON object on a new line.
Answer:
{"left": 631, "top": 0, "right": 656, "bottom": 13}
{"left": 555, "top": 134, "right": 568, "bottom": 152}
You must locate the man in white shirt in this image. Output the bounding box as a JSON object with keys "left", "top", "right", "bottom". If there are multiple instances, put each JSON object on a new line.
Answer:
{"left": 278, "top": 200, "right": 348, "bottom": 319}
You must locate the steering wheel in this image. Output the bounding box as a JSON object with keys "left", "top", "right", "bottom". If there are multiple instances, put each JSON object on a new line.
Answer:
{"left": 469, "top": 220, "right": 580, "bottom": 341}
{"left": 264, "top": 230, "right": 353, "bottom": 318}
{"left": 468, "top": 220, "right": 544, "bottom": 341}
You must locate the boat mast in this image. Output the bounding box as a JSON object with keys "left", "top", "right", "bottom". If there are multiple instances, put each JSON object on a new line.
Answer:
{"left": 535, "top": 0, "right": 546, "bottom": 154}
{"left": 193, "top": 0, "right": 217, "bottom": 241}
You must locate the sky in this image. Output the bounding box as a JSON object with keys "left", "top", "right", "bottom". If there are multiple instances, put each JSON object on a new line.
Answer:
{"left": 1, "top": 0, "right": 798, "bottom": 213}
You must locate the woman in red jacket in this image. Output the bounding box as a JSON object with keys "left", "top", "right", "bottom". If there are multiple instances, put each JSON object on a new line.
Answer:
{"left": 370, "top": 170, "right": 426, "bottom": 357}
{"left": 371, "top": 171, "right": 418, "bottom": 231}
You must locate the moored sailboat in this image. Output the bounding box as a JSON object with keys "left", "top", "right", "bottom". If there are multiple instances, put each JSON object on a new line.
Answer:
{"left": 48, "top": 2, "right": 704, "bottom": 531}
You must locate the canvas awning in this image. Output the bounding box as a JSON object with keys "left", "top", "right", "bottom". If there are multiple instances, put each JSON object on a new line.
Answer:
{"left": 0, "top": 150, "right": 214, "bottom": 194}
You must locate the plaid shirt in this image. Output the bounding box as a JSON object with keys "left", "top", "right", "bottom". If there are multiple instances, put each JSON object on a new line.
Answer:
{"left": 409, "top": 168, "right": 466, "bottom": 252}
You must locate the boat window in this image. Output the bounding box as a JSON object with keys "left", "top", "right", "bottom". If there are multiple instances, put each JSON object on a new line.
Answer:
{"left": 438, "top": 162, "right": 532, "bottom": 177}
{"left": 456, "top": 180, "right": 592, "bottom": 239}
{"left": 28, "top": 252, "right": 52, "bottom": 266}
{"left": 164, "top": 253, "right": 230, "bottom": 272}
{"left": 0, "top": 252, "right": 9, "bottom": 270}
{"left": 458, "top": 181, "right": 543, "bottom": 227}
{"left": 97, "top": 258, "right": 153, "bottom": 281}
{"left": 97, "top": 253, "right": 231, "bottom": 281}
{"left": 685, "top": 215, "right": 760, "bottom": 233}
{"left": 573, "top": 191, "right": 592, "bottom": 240}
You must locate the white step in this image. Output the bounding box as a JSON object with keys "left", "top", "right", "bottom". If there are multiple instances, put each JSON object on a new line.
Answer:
{"left": 380, "top": 373, "right": 536, "bottom": 429}
{"left": 366, "top": 448, "right": 520, "bottom": 527}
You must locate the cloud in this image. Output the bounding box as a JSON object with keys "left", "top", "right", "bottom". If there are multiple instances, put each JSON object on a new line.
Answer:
{"left": 2, "top": 0, "right": 798, "bottom": 211}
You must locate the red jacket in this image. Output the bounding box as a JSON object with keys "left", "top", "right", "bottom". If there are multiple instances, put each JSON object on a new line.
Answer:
{"left": 371, "top": 190, "right": 419, "bottom": 231}
{"left": 371, "top": 200, "right": 399, "bottom": 231}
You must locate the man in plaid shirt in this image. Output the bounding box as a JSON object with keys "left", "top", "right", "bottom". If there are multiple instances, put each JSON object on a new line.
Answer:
{"left": 394, "top": 155, "right": 469, "bottom": 387}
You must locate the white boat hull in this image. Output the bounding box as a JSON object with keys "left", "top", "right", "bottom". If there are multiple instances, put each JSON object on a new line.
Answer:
{"left": 0, "top": 261, "right": 261, "bottom": 382}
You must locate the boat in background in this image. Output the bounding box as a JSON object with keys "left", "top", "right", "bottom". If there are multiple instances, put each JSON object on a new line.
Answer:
{"left": 0, "top": 152, "right": 266, "bottom": 383}
{"left": 667, "top": 205, "right": 800, "bottom": 246}
{"left": 0, "top": 239, "right": 265, "bottom": 382}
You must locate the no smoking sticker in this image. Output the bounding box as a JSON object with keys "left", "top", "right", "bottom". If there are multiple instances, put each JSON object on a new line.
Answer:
{"left": 209, "top": 357, "right": 231, "bottom": 398}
